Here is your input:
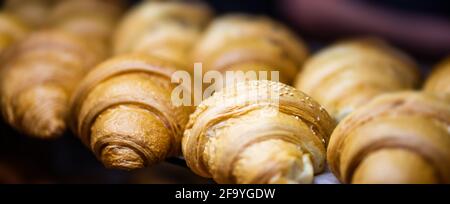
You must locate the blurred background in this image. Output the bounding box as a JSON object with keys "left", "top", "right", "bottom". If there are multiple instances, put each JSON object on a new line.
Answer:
{"left": 0, "top": 0, "right": 449, "bottom": 184}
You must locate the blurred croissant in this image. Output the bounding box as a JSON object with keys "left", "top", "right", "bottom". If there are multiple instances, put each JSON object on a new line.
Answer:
{"left": 113, "top": 0, "right": 212, "bottom": 70}
{"left": 49, "top": 0, "right": 125, "bottom": 58}
{"left": 0, "top": 0, "right": 122, "bottom": 138}
{"left": 0, "top": 13, "right": 29, "bottom": 54}
{"left": 0, "top": 30, "right": 102, "bottom": 138}
{"left": 328, "top": 92, "right": 450, "bottom": 184}
{"left": 424, "top": 57, "right": 450, "bottom": 102}
{"left": 192, "top": 15, "right": 309, "bottom": 84}
{"left": 70, "top": 54, "right": 192, "bottom": 170}
{"left": 183, "top": 80, "right": 335, "bottom": 184}
{"left": 295, "top": 38, "right": 419, "bottom": 121}
{"left": 4, "top": 0, "right": 55, "bottom": 28}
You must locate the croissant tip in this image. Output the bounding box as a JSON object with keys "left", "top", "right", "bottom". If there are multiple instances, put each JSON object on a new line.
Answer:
{"left": 100, "top": 145, "right": 145, "bottom": 171}
{"left": 29, "top": 117, "right": 66, "bottom": 139}
{"left": 40, "top": 119, "right": 66, "bottom": 139}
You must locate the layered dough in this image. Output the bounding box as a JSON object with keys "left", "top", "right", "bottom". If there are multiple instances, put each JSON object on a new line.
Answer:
{"left": 183, "top": 80, "right": 335, "bottom": 184}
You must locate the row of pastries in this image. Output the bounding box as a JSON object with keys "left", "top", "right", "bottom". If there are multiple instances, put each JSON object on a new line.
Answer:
{"left": 0, "top": 0, "right": 448, "bottom": 184}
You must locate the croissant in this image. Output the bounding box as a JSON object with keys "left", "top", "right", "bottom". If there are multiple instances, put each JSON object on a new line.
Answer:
{"left": 113, "top": 1, "right": 212, "bottom": 70}
{"left": 424, "top": 57, "right": 450, "bottom": 102}
{"left": 294, "top": 38, "right": 419, "bottom": 121}
{"left": 4, "top": 0, "right": 55, "bottom": 28}
{"left": 70, "top": 54, "right": 192, "bottom": 170}
{"left": 49, "top": 0, "right": 125, "bottom": 58}
{"left": 0, "top": 30, "right": 102, "bottom": 138}
{"left": 328, "top": 92, "right": 450, "bottom": 184}
{"left": 192, "top": 15, "right": 309, "bottom": 84}
{"left": 0, "top": 0, "right": 122, "bottom": 139}
{"left": 182, "top": 80, "right": 335, "bottom": 184}
{"left": 0, "top": 13, "right": 29, "bottom": 54}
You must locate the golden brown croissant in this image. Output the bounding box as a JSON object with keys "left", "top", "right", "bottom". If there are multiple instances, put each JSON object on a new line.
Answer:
{"left": 0, "top": 30, "right": 102, "bottom": 138}
{"left": 328, "top": 92, "right": 450, "bottom": 184}
{"left": 192, "top": 15, "right": 309, "bottom": 84}
{"left": 0, "top": 13, "right": 29, "bottom": 54}
{"left": 4, "top": 0, "right": 55, "bottom": 28}
{"left": 70, "top": 54, "right": 192, "bottom": 170}
{"left": 182, "top": 80, "right": 335, "bottom": 184}
{"left": 113, "top": 1, "right": 212, "bottom": 70}
{"left": 295, "top": 38, "right": 419, "bottom": 121}
{"left": 424, "top": 57, "right": 450, "bottom": 102}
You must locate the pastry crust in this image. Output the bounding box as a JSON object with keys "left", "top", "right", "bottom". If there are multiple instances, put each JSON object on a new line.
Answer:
{"left": 182, "top": 80, "right": 335, "bottom": 183}
{"left": 327, "top": 92, "right": 450, "bottom": 183}
{"left": 295, "top": 38, "right": 419, "bottom": 121}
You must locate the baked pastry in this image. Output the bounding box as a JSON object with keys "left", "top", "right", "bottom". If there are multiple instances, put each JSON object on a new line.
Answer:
{"left": 113, "top": 0, "right": 212, "bottom": 70}
{"left": 70, "top": 54, "right": 192, "bottom": 170}
{"left": 192, "top": 14, "right": 309, "bottom": 84}
{"left": 70, "top": 0, "right": 211, "bottom": 170}
{"left": 328, "top": 92, "right": 450, "bottom": 184}
{"left": 0, "top": 30, "right": 102, "bottom": 138}
{"left": 183, "top": 80, "right": 335, "bottom": 183}
{"left": 0, "top": 0, "right": 123, "bottom": 139}
{"left": 49, "top": 0, "right": 125, "bottom": 58}
{"left": 295, "top": 38, "right": 419, "bottom": 121}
